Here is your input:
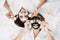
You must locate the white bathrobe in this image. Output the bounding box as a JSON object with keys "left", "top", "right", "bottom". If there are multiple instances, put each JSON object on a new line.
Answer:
{"left": 0, "top": 0, "right": 60, "bottom": 40}
{"left": 0, "top": 3, "right": 24, "bottom": 40}
{"left": 20, "top": 29, "right": 55, "bottom": 40}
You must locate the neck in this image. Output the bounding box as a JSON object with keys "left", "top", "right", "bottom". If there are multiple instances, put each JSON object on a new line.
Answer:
{"left": 33, "top": 28, "right": 41, "bottom": 39}
{"left": 33, "top": 28, "right": 40, "bottom": 33}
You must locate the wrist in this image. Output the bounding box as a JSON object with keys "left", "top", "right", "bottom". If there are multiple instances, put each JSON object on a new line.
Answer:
{"left": 44, "top": 27, "right": 49, "bottom": 32}
{"left": 36, "top": 5, "right": 41, "bottom": 9}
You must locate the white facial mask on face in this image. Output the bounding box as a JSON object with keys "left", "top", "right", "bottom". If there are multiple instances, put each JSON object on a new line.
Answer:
{"left": 20, "top": 17, "right": 28, "bottom": 22}
{"left": 19, "top": 12, "right": 28, "bottom": 22}
{"left": 19, "top": 11, "right": 28, "bottom": 16}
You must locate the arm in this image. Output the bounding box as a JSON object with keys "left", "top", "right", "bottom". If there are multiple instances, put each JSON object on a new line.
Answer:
{"left": 32, "top": 0, "right": 47, "bottom": 16}
{"left": 4, "top": 0, "right": 11, "bottom": 11}
{"left": 44, "top": 27, "right": 54, "bottom": 40}
{"left": 14, "top": 20, "right": 30, "bottom": 40}
{"left": 4, "top": 0, "right": 14, "bottom": 19}
{"left": 36, "top": 0, "right": 47, "bottom": 9}
{"left": 14, "top": 29, "right": 27, "bottom": 40}
{"left": 42, "top": 21, "right": 54, "bottom": 40}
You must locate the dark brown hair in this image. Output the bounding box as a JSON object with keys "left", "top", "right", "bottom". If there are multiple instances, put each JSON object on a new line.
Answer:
{"left": 14, "top": 11, "right": 45, "bottom": 28}
{"left": 37, "top": 13, "right": 45, "bottom": 21}
{"left": 14, "top": 11, "right": 30, "bottom": 28}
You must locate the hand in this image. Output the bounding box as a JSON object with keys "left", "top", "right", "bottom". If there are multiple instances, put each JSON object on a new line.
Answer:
{"left": 42, "top": 21, "right": 52, "bottom": 31}
{"left": 5, "top": 11, "right": 14, "bottom": 19}
{"left": 32, "top": 8, "right": 38, "bottom": 17}
{"left": 24, "top": 20, "right": 31, "bottom": 30}
{"left": 42, "top": 21, "right": 48, "bottom": 27}
{"left": 4, "top": 0, "right": 14, "bottom": 19}
{"left": 28, "top": 8, "right": 38, "bottom": 17}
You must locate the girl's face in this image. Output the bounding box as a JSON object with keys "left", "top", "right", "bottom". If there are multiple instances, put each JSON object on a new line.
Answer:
{"left": 31, "top": 20, "right": 41, "bottom": 29}
{"left": 19, "top": 8, "right": 28, "bottom": 22}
